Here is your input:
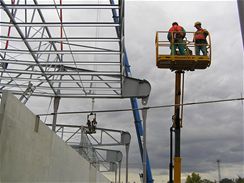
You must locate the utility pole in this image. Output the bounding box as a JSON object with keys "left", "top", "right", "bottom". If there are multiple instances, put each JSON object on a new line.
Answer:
{"left": 217, "top": 159, "right": 221, "bottom": 183}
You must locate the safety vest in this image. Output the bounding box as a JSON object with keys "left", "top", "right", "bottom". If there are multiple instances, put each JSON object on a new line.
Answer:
{"left": 169, "top": 25, "right": 185, "bottom": 34}
{"left": 194, "top": 28, "right": 208, "bottom": 40}
{"left": 168, "top": 25, "right": 186, "bottom": 41}
{"left": 169, "top": 25, "right": 177, "bottom": 32}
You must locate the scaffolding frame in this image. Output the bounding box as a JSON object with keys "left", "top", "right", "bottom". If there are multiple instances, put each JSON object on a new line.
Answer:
{"left": 0, "top": 1, "right": 153, "bottom": 182}
{"left": 0, "top": 0, "right": 124, "bottom": 98}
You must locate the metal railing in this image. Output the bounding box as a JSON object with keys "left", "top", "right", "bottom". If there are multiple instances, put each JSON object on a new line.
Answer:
{"left": 155, "top": 31, "right": 212, "bottom": 59}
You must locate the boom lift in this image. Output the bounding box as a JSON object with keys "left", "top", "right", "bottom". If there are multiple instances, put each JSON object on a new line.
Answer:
{"left": 155, "top": 31, "right": 211, "bottom": 71}
{"left": 155, "top": 30, "right": 211, "bottom": 183}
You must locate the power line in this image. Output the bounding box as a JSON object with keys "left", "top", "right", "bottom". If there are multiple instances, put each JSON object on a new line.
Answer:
{"left": 37, "top": 97, "right": 244, "bottom": 116}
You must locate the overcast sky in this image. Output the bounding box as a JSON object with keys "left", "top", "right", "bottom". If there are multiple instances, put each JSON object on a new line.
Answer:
{"left": 124, "top": 0, "right": 243, "bottom": 182}
{"left": 19, "top": 0, "right": 244, "bottom": 182}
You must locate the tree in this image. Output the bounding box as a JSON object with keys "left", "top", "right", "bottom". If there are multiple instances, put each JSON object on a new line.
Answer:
{"left": 201, "top": 179, "right": 215, "bottom": 183}
{"left": 220, "top": 178, "right": 234, "bottom": 183}
{"left": 186, "top": 172, "right": 202, "bottom": 183}
{"left": 185, "top": 172, "right": 214, "bottom": 183}
{"left": 235, "top": 177, "right": 244, "bottom": 183}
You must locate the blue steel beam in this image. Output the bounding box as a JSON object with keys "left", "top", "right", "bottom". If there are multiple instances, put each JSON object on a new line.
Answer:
{"left": 237, "top": 0, "right": 244, "bottom": 48}
{"left": 110, "top": 0, "right": 153, "bottom": 182}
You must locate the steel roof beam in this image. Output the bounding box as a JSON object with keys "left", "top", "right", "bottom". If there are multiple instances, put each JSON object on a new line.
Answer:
{"left": 0, "top": 83, "right": 120, "bottom": 91}
{"left": 0, "top": 65, "right": 32, "bottom": 90}
{"left": 0, "top": 0, "right": 123, "bottom": 98}
{"left": 0, "top": 49, "right": 120, "bottom": 54}
{"left": 0, "top": 36, "right": 120, "bottom": 42}
{"left": 0, "top": 60, "right": 120, "bottom": 66}
{"left": 1, "top": 0, "right": 20, "bottom": 66}
{"left": 0, "top": 22, "right": 120, "bottom": 27}
{"left": 1, "top": 4, "right": 119, "bottom": 9}
{"left": 0, "top": 77, "right": 120, "bottom": 83}
{"left": 97, "top": 75, "right": 120, "bottom": 95}
{"left": 0, "top": 69, "right": 121, "bottom": 76}
{"left": 57, "top": 42, "right": 119, "bottom": 52}
{"left": 1, "top": 0, "right": 57, "bottom": 95}
{"left": 0, "top": 91, "right": 121, "bottom": 98}
{"left": 0, "top": 63, "right": 121, "bottom": 76}
{"left": 32, "top": 0, "right": 88, "bottom": 95}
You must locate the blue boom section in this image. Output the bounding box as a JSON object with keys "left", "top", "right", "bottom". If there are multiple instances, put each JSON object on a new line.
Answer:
{"left": 124, "top": 48, "right": 154, "bottom": 183}
{"left": 110, "top": 1, "right": 153, "bottom": 182}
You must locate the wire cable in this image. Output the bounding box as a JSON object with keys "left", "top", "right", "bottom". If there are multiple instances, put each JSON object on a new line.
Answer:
{"left": 38, "top": 97, "right": 244, "bottom": 116}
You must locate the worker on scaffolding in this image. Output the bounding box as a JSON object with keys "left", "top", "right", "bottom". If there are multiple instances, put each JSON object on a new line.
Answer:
{"left": 91, "top": 118, "right": 97, "bottom": 133}
{"left": 193, "top": 21, "right": 209, "bottom": 55}
{"left": 87, "top": 119, "right": 92, "bottom": 133}
{"left": 167, "top": 22, "right": 186, "bottom": 55}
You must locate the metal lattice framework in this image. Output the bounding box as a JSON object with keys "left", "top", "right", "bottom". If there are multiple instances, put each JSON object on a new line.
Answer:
{"left": 0, "top": 0, "right": 124, "bottom": 99}
{"left": 0, "top": 1, "right": 153, "bottom": 182}
{"left": 45, "top": 124, "right": 129, "bottom": 174}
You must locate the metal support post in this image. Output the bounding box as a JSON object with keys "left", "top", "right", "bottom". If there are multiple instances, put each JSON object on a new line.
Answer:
{"left": 142, "top": 108, "right": 148, "bottom": 183}
{"left": 115, "top": 163, "right": 118, "bottom": 183}
{"left": 125, "top": 144, "right": 129, "bottom": 183}
{"left": 119, "top": 0, "right": 124, "bottom": 86}
{"left": 169, "top": 126, "right": 174, "bottom": 183}
{"left": 174, "top": 71, "right": 182, "bottom": 183}
{"left": 119, "top": 161, "right": 121, "bottom": 183}
{"left": 52, "top": 96, "right": 60, "bottom": 131}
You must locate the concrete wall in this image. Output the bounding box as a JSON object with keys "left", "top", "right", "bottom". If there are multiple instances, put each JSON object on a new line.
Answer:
{"left": 0, "top": 92, "right": 110, "bottom": 183}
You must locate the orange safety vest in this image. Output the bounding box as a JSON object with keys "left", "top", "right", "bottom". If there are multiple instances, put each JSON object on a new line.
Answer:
{"left": 194, "top": 28, "right": 208, "bottom": 40}
{"left": 168, "top": 25, "right": 185, "bottom": 39}
{"left": 169, "top": 25, "right": 184, "bottom": 33}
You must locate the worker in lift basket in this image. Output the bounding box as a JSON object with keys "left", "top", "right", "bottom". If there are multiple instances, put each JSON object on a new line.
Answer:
{"left": 167, "top": 22, "right": 186, "bottom": 55}
{"left": 193, "top": 21, "right": 209, "bottom": 55}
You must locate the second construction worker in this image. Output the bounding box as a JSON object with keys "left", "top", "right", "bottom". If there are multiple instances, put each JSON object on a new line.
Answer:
{"left": 194, "top": 21, "right": 209, "bottom": 55}
{"left": 167, "top": 22, "right": 186, "bottom": 55}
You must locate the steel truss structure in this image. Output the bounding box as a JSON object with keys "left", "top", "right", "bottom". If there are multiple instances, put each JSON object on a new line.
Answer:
{"left": 0, "top": 0, "right": 124, "bottom": 98}
{"left": 0, "top": 1, "right": 153, "bottom": 182}
{"left": 46, "top": 124, "right": 129, "bottom": 179}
